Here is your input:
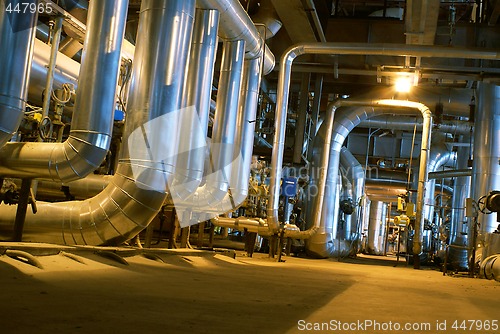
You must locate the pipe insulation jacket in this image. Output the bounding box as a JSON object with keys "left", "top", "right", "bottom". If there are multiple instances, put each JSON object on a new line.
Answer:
{"left": 0, "top": 0, "right": 196, "bottom": 244}
{"left": 0, "top": 6, "right": 37, "bottom": 148}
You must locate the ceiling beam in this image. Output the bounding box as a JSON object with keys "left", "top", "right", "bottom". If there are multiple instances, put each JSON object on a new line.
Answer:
{"left": 405, "top": 0, "right": 440, "bottom": 45}
{"left": 270, "top": 0, "right": 318, "bottom": 43}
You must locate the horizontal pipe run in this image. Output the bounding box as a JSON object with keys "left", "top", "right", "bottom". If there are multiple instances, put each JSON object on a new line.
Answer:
{"left": 269, "top": 41, "right": 495, "bottom": 257}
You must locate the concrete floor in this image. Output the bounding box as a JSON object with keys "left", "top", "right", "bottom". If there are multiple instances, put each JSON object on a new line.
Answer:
{"left": 0, "top": 244, "right": 498, "bottom": 334}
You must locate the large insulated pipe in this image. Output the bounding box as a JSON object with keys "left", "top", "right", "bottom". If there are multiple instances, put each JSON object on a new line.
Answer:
{"left": 472, "top": 83, "right": 500, "bottom": 239}
{"left": 423, "top": 133, "right": 456, "bottom": 224}
{"left": 340, "top": 147, "right": 365, "bottom": 240}
{"left": 171, "top": 39, "right": 245, "bottom": 227}
{"left": 196, "top": 0, "right": 275, "bottom": 75}
{"left": 448, "top": 139, "right": 471, "bottom": 269}
{"left": 170, "top": 9, "right": 220, "bottom": 200}
{"left": 0, "top": 6, "right": 37, "bottom": 147}
{"left": 193, "top": 54, "right": 264, "bottom": 220}
{"left": 0, "top": 0, "right": 128, "bottom": 182}
{"left": 267, "top": 42, "right": 498, "bottom": 237}
{"left": 0, "top": 0, "right": 195, "bottom": 244}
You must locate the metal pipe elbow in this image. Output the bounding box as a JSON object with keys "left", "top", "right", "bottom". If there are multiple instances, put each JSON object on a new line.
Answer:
{"left": 50, "top": 132, "right": 111, "bottom": 182}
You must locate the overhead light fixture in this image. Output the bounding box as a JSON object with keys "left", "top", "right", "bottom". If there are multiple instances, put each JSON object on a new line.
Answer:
{"left": 395, "top": 76, "right": 412, "bottom": 93}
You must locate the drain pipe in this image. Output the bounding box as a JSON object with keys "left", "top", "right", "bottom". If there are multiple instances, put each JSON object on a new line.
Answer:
{"left": 268, "top": 41, "right": 498, "bottom": 264}
{"left": 197, "top": 0, "right": 275, "bottom": 75}
{"left": 0, "top": 0, "right": 128, "bottom": 182}
{"left": 0, "top": 7, "right": 38, "bottom": 148}
{"left": 0, "top": 0, "right": 196, "bottom": 244}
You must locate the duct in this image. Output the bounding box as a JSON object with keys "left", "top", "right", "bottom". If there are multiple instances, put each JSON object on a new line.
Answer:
{"left": 267, "top": 99, "right": 432, "bottom": 261}
{"left": 428, "top": 168, "right": 472, "bottom": 179}
{"left": 0, "top": 0, "right": 196, "bottom": 244}
{"left": 367, "top": 201, "right": 388, "bottom": 255}
{"left": 196, "top": 0, "right": 275, "bottom": 75}
{"left": 268, "top": 41, "right": 498, "bottom": 262}
{"left": 170, "top": 9, "right": 220, "bottom": 200}
{"left": 339, "top": 169, "right": 353, "bottom": 240}
{"left": 448, "top": 139, "right": 471, "bottom": 269}
{"left": 423, "top": 133, "right": 456, "bottom": 224}
{"left": 0, "top": 7, "right": 37, "bottom": 148}
{"left": 0, "top": 0, "right": 128, "bottom": 182}
{"left": 358, "top": 115, "right": 473, "bottom": 135}
{"left": 339, "top": 147, "right": 365, "bottom": 241}
{"left": 170, "top": 39, "right": 245, "bottom": 227}
{"left": 33, "top": 174, "right": 112, "bottom": 201}
{"left": 472, "top": 83, "right": 500, "bottom": 240}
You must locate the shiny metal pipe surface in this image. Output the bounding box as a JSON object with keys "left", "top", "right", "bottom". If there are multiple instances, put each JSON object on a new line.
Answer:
{"left": 358, "top": 115, "right": 473, "bottom": 135}
{"left": 196, "top": 0, "right": 275, "bottom": 75}
{"left": 472, "top": 83, "right": 500, "bottom": 237}
{"left": 0, "top": 7, "right": 37, "bottom": 147}
{"left": 29, "top": 38, "right": 80, "bottom": 106}
{"left": 0, "top": 0, "right": 196, "bottom": 245}
{"left": 448, "top": 140, "right": 471, "bottom": 269}
{"left": 0, "top": 0, "right": 128, "bottom": 182}
{"left": 428, "top": 168, "right": 472, "bottom": 179}
{"left": 171, "top": 39, "right": 245, "bottom": 227}
{"left": 171, "top": 9, "right": 220, "bottom": 200}
{"left": 340, "top": 147, "right": 365, "bottom": 240}
{"left": 367, "top": 201, "right": 388, "bottom": 255}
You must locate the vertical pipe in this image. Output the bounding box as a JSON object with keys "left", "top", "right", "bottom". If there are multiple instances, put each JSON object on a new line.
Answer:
{"left": 472, "top": 83, "right": 500, "bottom": 245}
{"left": 206, "top": 40, "right": 245, "bottom": 197}
{"left": 171, "top": 8, "right": 219, "bottom": 199}
{"left": 12, "top": 178, "right": 32, "bottom": 241}
{"left": 367, "top": 201, "right": 388, "bottom": 255}
{"left": 41, "top": 17, "right": 63, "bottom": 119}
{"left": 0, "top": 0, "right": 129, "bottom": 181}
{"left": 0, "top": 0, "right": 196, "bottom": 245}
{"left": 0, "top": 4, "right": 37, "bottom": 147}
{"left": 293, "top": 73, "right": 310, "bottom": 164}
{"left": 228, "top": 56, "right": 263, "bottom": 206}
